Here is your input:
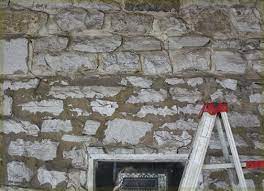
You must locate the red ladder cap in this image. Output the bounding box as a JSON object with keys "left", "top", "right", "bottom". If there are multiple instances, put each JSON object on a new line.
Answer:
{"left": 246, "top": 160, "right": 264, "bottom": 169}
{"left": 200, "top": 102, "right": 228, "bottom": 115}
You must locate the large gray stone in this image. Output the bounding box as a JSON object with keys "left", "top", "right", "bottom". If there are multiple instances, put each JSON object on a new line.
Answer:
{"left": 136, "top": 105, "right": 178, "bottom": 118}
{"left": 161, "top": 119, "right": 198, "bottom": 130}
{"left": 8, "top": 139, "right": 59, "bottom": 161}
{"left": 62, "top": 135, "right": 96, "bottom": 143}
{"left": 1, "top": 119, "right": 39, "bottom": 136}
{"left": 72, "top": 35, "right": 122, "bottom": 53}
{"left": 37, "top": 167, "right": 66, "bottom": 189}
{"left": 41, "top": 119, "right": 72, "bottom": 133}
{"left": 1, "top": 95, "right": 12, "bottom": 116}
{"left": 127, "top": 89, "right": 167, "bottom": 104}
{"left": 122, "top": 36, "right": 161, "bottom": 51}
{"left": 212, "top": 51, "right": 246, "bottom": 74}
{"left": 104, "top": 119, "right": 153, "bottom": 144}
{"left": 83, "top": 120, "right": 100, "bottom": 136}
{"left": 7, "top": 161, "right": 33, "bottom": 184}
{"left": 19, "top": 100, "right": 64, "bottom": 115}
{"left": 67, "top": 169, "right": 87, "bottom": 189}
{"left": 49, "top": 86, "right": 122, "bottom": 99}
{"left": 216, "top": 79, "right": 237, "bottom": 91}
{"left": 90, "top": 99, "right": 118, "bottom": 116}
{"left": 170, "top": 49, "right": 210, "bottom": 73}
{"left": 125, "top": 76, "right": 152, "bottom": 88}
{"left": 178, "top": 104, "right": 202, "bottom": 115}
{"left": 109, "top": 12, "right": 153, "bottom": 34}
{"left": 168, "top": 36, "right": 210, "bottom": 49}
{"left": 100, "top": 52, "right": 140, "bottom": 73}
{"left": 32, "top": 52, "right": 97, "bottom": 76}
{"left": 3, "top": 79, "right": 40, "bottom": 91}
{"left": 141, "top": 51, "right": 172, "bottom": 75}
{"left": 170, "top": 87, "right": 202, "bottom": 103}
{"left": 0, "top": 39, "right": 28, "bottom": 75}
{"left": 85, "top": 9, "right": 104, "bottom": 29}
{"left": 33, "top": 36, "right": 68, "bottom": 53}
{"left": 63, "top": 147, "right": 88, "bottom": 169}
{"left": 228, "top": 112, "right": 260, "bottom": 128}
{"left": 72, "top": 0, "right": 120, "bottom": 11}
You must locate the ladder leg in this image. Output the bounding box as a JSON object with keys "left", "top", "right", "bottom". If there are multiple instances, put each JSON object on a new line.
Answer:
{"left": 179, "top": 112, "right": 216, "bottom": 191}
{"left": 220, "top": 112, "right": 248, "bottom": 191}
{"left": 215, "top": 117, "right": 238, "bottom": 190}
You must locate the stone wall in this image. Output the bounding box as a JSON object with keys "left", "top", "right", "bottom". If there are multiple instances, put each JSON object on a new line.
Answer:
{"left": 0, "top": 0, "right": 263, "bottom": 190}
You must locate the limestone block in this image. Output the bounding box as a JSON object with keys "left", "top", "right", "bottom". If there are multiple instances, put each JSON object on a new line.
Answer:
{"left": 3, "top": 79, "right": 40, "bottom": 91}
{"left": 125, "top": 76, "right": 152, "bottom": 88}
{"left": 41, "top": 119, "right": 72, "bottom": 133}
{"left": 62, "top": 135, "right": 96, "bottom": 143}
{"left": 90, "top": 99, "right": 118, "bottom": 116}
{"left": 2, "top": 95, "right": 12, "bottom": 116}
{"left": 8, "top": 139, "right": 59, "bottom": 161}
{"left": 165, "top": 78, "right": 185, "bottom": 85}
{"left": 127, "top": 89, "right": 167, "bottom": 103}
{"left": 83, "top": 120, "right": 100, "bottom": 135}
{"left": 67, "top": 169, "right": 86, "bottom": 189}
{"left": 169, "top": 87, "right": 202, "bottom": 103}
{"left": 37, "top": 167, "right": 66, "bottom": 189}
{"left": 33, "top": 36, "right": 68, "bottom": 53}
{"left": 63, "top": 147, "right": 88, "bottom": 169}
{"left": 141, "top": 51, "right": 172, "bottom": 75}
{"left": 136, "top": 105, "right": 178, "bottom": 118}
{"left": 1, "top": 120, "right": 39, "bottom": 136}
{"left": 216, "top": 79, "right": 237, "bottom": 91}
{"left": 228, "top": 112, "right": 260, "bottom": 128}
{"left": 168, "top": 36, "right": 210, "bottom": 49}
{"left": 7, "top": 161, "right": 33, "bottom": 184}
{"left": 178, "top": 104, "right": 202, "bottom": 115}
{"left": 72, "top": 0, "right": 120, "bottom": 11}
{"left": 104, "top": 119, "right": 153, "bottom": 144}
{"left": 0, "top": 39, "right": 28, "bottom": 75}
{"left": 122, "top": 36, "right": 161, "bottom": 51}
{"left": 161, "top": 119, "right": 198, "bottom": 130}
{"left": 85, "top": 9, "right": 104, "bottom": 29}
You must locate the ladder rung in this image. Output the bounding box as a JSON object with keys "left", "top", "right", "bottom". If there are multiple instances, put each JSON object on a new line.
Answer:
{"left": 203, "top": 162, "right": 246, "bottom": 170}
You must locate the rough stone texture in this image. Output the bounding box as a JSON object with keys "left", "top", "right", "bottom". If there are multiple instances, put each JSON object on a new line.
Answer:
{"left": 0, "top": 39, "right": 28, "bottom": 75}
{"left": 2, "top": 95, "right": 13, "bottom": 116}
{"left": 62, "top": 135, "right": 96, "bottom": 143}
{"left": 33, "top": 36, "right": 68, "bottom": 53}
{"left": 72, "top": 35, "right": 122, "bottom": 53}
{"left": 0, "top": 9, "right": 47, "bottom": 35}
{"left": 228, "top": 112, "right": 260, "bottom": 128}
{"left": 212, "top": 51, "right": 246, "bottom": 74}
{"left": 7, "top": 161, "right": 33, "bottom": 184}
{"left": 83, "top": 120, "right": 100, "bottom": 135}
{"left": 249, "top": 93, "right": 264, "bottom": 103}
{"left": 63, "top": 147, "right": 88, "bottom": 169}
{"left": 41, "top": 119, "right": 72, "bottom": 133}
{"left": 3, "top": 79, "right": 39, "bottom": 91}
{"left": 165, "top": 78, "right": 185, "bottom": 85}
{"left": 67, "top": 169, "right": 86, "bottom": 189}
{"left": 8, "top": 139, "right": 59, "bottom": 161}
{"left": 169, "top": 87, "right": 202, "bottom": 103}
{"left": 100, "top": 52, "right": 140, "bottom": 73}
{"left": 141, "top": 51, "right": 172, "bottom": 75}
{"left": 161, "top": 119, "right": 198, "bottom": 130}
{"left": 37, "top": 168, "right": 66, "bottom": 189}
{"left": 108, "top": 12, "right": 153, "bottom": 34}
{"left": 19, "top": 100, "right": 64, "bottom": 115}
{"left": 216, "top": 79, "right": 237, "bottom": 91}
{"left": 104, "top": 119, "right": 153, "bottom": 144}
{"left": 168, "top": 36, "right": 210, "bottom": 49}
{"left": 186, "top": 78, "right": 203, "bottom": 87}
{"left": 127, "top": 89, "right": 167, "bottom": 103}
{"left": 137, "top": 105, "right": 178, "bottom": 118}
{"left": 122, "top": 36, "right": 161, "bottom": 51}
{"left": 90, "top": 99, "right": 118, "bottom": 116}
{"left": 125, "top": 76, "right": 152, "bottom": 88}
{"left": 1, "top": 120, "right": 39, "bottom": 136}
{"left": 170, "top": 49, "right": 210, "bottom": 73}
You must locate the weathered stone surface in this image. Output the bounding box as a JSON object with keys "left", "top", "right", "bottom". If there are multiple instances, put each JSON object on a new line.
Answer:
{"left": 109, "top": 12, "right": 153, "bottom": 34}
{"left": 209, "top": 133, "right": 247, "bottom": 149}
{"left": 63, "top": 147, "right": 88, "bottom": 169}
{"left": 186, "top": 78, "right": 203, "bottom": 87}
{"left": 49, "top": 86, "right": 122, "bottom": 99}
{"left": 178, "top": 104, "right": 202, "bottom": 115}
{"left": 216, "top": 79, "right": 237, "bottom": 91}
{"left": 124, "top": 0, "right": 180, "bottom": 12}
{"left": 155, "top": 16, "right": 188, "bottom": 36}
{"left": 87, "top": 147, "right": 105, "bottom": 154}
{"left": 62, "top": 135, "right": 96, "bottom": 143}
{"left": 32, "top": 52, "right": 97, "bottom": 75}
{"left": 154, "top": 130, "right": 192, "bottom": 147}
{"left": 0, "top": 9, "right": 47, "bottom": 35}
{"left": 125, "top": 76, "right": 152, "bottom": 88}
{"left": 72, "top": 0, "right": 121, "bottom": 11}
{"left": 161, "top": 119, "right": 198, "bottom": 130}
{"left": 90, "top": 99, "right": 118, "bottom": 116}
{"left": 2, "top": 95, "right": 12, "bottom": 116}
{"left": 104, "top": 119, "right": 153, "bottom": 144}
{"left": 100, "top": 52, "right": 140, "bottom": 73}
{"left": 55, "top": 8, "right": 87, "bottom": 32}
{"left": 41, "top": 119, "right": 72, "bottom": 133}
{"left": 37, "top": 167, "right": 66, "bottom": 189}
{"left": 136, "top": 105, "right": 178, "bottom": 118}
{"left": 210, "top": 89, "right": 224, "bottom": 101}
{"left": 85, "top": 9, "right": 104, "bottom": 29}
{"left": 1, "top": 120, "right": 39, "bottom": 136}
{"left": 141, "top": 51, "right": 172, "bottom": 75}
{"left": 127, "top": 89, "right": 167, "bottom": 103}
{"left": 83, "top": 120, "right": 100, "bottom": 135}
{"left": 7, "top": 161, "right": 33, "bottom": 184}
{"left": 228, "top": 112, "right": 260, "bottom": 128}
{"left": 33, "top": 36, "right": 68, "bottom": 53}
{"left": 249, "top": 93, "right": 264, "bottom": 103}
{"left": 212, "top": 51, "right": 246, "bottom": 74}
{"left": 165, "top": 78, "right": 185, "bottom": 85}
{"left": 3, "top": 79, "right": 40, "bottom": 91}
{"left": 72, "top": 35, "right": 122, "bottom": 53}
{"left": 169, "top": 87, "right": 202, "bottom": 103}
{"left": 123, "top": 36, "right": 161, "bottom": 51}
{"left": 67, "top": 169, "right": 86, "bottom": 189}
{"left": 19, "top": 100, "right": 64, "bottom": 115}
{"left": 107, "top": 147, "right": 134, "bottom": 154}
{"left": 0, "top": 39, "right": 28, "bottom": 75}
{"left": 168, "top": 36, "right": 210, "bottom": 49}
{"left": 70, "top": 108, "right": 90, "bottom": 117}
{"left": 211, "top": 39, "right": 241, "bottom": 49}
{"left": 170, "top": 49, "right": 210, "bottom": 73}
{"left": 8, "top": 139, "right": 59, "bottom": 161}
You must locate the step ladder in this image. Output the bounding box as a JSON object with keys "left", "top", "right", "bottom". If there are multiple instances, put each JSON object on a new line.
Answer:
{"left": 178, "top": 102, "right": 264, "bottom": 191}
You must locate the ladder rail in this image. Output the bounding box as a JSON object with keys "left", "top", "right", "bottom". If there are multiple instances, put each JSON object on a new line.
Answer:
{"left": 220, "top": 112, "right": 248, "bottom": 191}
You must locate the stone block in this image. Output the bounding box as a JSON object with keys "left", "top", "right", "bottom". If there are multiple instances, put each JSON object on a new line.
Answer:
{"left": 33, "top": 36, "right": 68, "bottom": 53}
{"left": 186, "top": 78, "right": 203, "bottom": 87}
{"left": 0, "top": 39, "right": 28, "bottom": 75}
{"left": 212, "top": 51, "right": 246, "bottom": 74}
{"left": 216, "top": 79, "right": 237, "bottom": 91}
{"left": 169, "top": 87, "right": 202, "bottom": 103}
{"left": 1, "top": 95, "right": 12, "bottom": 116}
{"left": 63, "top": 147, "right": 88, "bottom": 169}
{"left": 19, "top": 100, "right": 64, "bottom": 116}
{"left": 178, "top": 104, "right": 202, "bottom": 115}
{"left": 90, "top": 99, "right": 118, "bottom": 116}
{"left": 67, "top": 169, "right": 86, "bottom": 189}
{"left": 228, "top": 112, "right": 260, "bottom": 128}
{"left": 7, "top": 161, "right": 33, "bottom": 184}
{"left": 141, "top": 51, "right": 172, "bottom": 75}
{"left": 83, "top": 120, "right": 100, "bottom": 136}
{"left": 104, "top": 119, "right": 153, "bottom": 144}
{"left": 0, "top": 9, "right": 47, "bottom": 35}
{"left": 125, "top": 76, "right": 152, "bottom": 88}
{"left": 108, "top": 12, "right": 153, "bottom": 34}
{"left": 3, "top": 79, "right": 39, "bottom": 91}
{"left": 72, "top": 0, "right": 121, "bottom": 11}
{"left": 168, "top": 36, "right": 210, "bottom": 49}
{"left": 127, "top": 89, "right": 167, "bottom": 103}
{"left": 122, "top": 36, "right": 161, "bottom": 51}
{"left": 100, "top": 52, "right": 140, "bottom": 73}
{"left": 136, "top": 105, "right": 178, "bottom": 118}
{"left": 62, "top": 135, "right": 96, "bottom": 143}
{"left": 1, "top": 120, "right": 39, "bottom": 136}
{"left": 249, "top": 93, "right": 264, "bottom": 103}
{"left": 85, "top": 9, "right": 104, "bottom": 29}
{"left": 165, "top": 78, "right": 185, "bottom": 85}
{"left": 41, "top": 119, "right": 72, "bottom": 133}
{"left": 72, "top": 35, "right": 121, "bottom": 53}
{"left": 161, "top": 119, "right": 198, "bottom": 130}
{"left": 170, "top": 49, "right": 210, "bottom": 73}
{"left": 37, "top": 167, "right": 66, "bottom": 189}
{"left": 8, "top": 139, "right": 59, "bottom": 161}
